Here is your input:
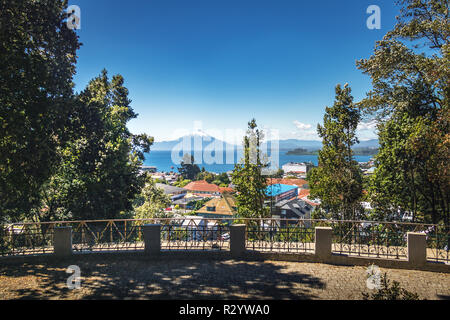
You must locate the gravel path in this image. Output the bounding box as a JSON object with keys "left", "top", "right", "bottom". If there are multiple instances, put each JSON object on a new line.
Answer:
{"left": 0, "top": 257, "right": 448, "bottom": 300}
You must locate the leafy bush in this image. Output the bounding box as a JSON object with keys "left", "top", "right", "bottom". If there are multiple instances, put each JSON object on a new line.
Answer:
{"left": 362, "top": 273, "right": 420, "bottom": 300}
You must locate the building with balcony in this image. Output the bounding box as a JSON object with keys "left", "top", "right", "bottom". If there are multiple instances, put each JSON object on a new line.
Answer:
{"left": 265, "top": 184, "right": 299, "bottom": 203}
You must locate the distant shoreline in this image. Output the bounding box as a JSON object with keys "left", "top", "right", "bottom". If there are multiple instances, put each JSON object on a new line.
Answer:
{"left": 286, "top": 147, "right": 378, "bottom": 156}
{"left": 143, "top": 151, "right": 373, "bottom": 173}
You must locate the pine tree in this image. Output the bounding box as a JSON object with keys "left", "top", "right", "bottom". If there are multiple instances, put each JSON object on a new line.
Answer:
{"left": 308, "top": 84, "right": 364, "bottom": 220}
{"left": 178, "top": 154, "right": 201, "bottom": 180}
{"left": 231, "top": 119, "right": 269, "bottom": 218}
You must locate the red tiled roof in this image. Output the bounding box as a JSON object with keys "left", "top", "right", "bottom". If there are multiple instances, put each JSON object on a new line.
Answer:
{"left": 298, "top": 189, "right": 310, "bottom": 199}
{"left": 304, "top": 199, "right": 320, "bottom": 207}
{"left": 184, "top": 180, "right": 220, "bottom": 193}
{"left": 219, "top": 187, "right": 234, "bottom": 194}
{"left": 192, "top": 193, "right": 217, "bottom": 198}
{"left": 293, "top": 188, "right": 319, "bottom": 206}
{"left": 266, "top": 178, "right": 307, "bottom": 187}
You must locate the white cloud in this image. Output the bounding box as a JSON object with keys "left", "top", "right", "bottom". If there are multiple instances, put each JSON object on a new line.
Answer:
{"left": 283, "top": 130, "right": 320, "bottom": 141}
{"left": 357, "top": 120, "right": 377, "bottom": 131}
{"left": 286, "top": 120, "right": 319, "bottom": 140}
{"left": 293, "top": 120, "right": 313, "bottom": 130}
{"left": 296, "top": 130, "right": 320, "bottom": 140}
{"left": 356, "top": 120, "right": 378, "bottom": 140}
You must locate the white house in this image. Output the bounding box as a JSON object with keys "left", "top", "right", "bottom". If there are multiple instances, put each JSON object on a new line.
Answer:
{"left": 282, "top": 162, "right": 313, "bottom": 174}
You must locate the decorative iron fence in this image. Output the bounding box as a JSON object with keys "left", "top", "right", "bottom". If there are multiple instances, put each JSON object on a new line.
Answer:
{"left": 0, "top": 218, "right": 448, "bottom": 263}
{"left": 240, "top": 218, "right": 449, "bottom": 263}
{"left": 0, "top": 218, "right": 233, "bottom": 255}
{"left": 327, "top": 220, "right": 449, "bottom": 262}
{"left": 243, "top": 218, "right": 317, "bottom": 253}
{"left": 160, "top": 218, "right": 230, "bottom": 251}
{"left": 0, "top": 222, "right": 56, "bottom": 256}
{"left": 70, "top": 220, "right": 146, "bottom": 252}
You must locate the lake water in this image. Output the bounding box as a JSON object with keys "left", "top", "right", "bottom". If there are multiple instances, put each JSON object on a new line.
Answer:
{"left": 143, "top": 150, "right": 373, "bottom": 173}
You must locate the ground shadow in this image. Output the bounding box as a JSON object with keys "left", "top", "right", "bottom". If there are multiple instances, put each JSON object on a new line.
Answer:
{"left": 0, "top": 255, "right": 326, "bottom": 300}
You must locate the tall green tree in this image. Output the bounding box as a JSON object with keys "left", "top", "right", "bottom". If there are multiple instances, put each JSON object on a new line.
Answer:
{"left": 134, "top": 176, "right": 171, "bottom": 219}
{"left": 0, "top": 0, "right": 80, "bottom": 222}
{"left": 231, "top": 119, "right": 269, "bottom": 218}
{"left": 178, "top": 154, "right": 201, "bottom": 180}
{"left": 216, "top": 172, "right": 231, "bottom": 186}
{"left": 308, "top": 84, "right": 364, "bottom": 220}
{"left": 196, "top": 171, "right": 215, "bottom": 183}
{"left": 40, "top": 70, "right": 153, "bottom": 221}
{"left": 174, "top": 179, "right": 192, "bottom": 188}
{"left": 357, "top": 0, "right": 449, "bottom": 224}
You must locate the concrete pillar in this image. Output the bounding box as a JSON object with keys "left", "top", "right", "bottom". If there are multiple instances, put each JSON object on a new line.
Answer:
{"left": 407, "top": 232, "right": 427, "bottom": 266}
{"left": 315, "top": 227, "right": 332, "bottom": 261}
{"left": 53, "top": 227, "right": 73, "bottom": 257}
{"left": 143, "top": 224, "right": 161, "bottom": 255}
{"left": 230, "top": 224, "right": 246, "bottom": 257}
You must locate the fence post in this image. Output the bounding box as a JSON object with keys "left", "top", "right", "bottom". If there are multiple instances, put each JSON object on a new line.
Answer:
{"left": 315, "top": 227, "right": 332, "bottom": 261}
{"left": 407, "top": 232, "right": 427, "bottom": 266}
{"left": 143, "top": 224, "right": 161, "bottom": 255}
{"left": 53, "top": 227, "right": 73, "bottom": 257}
{"left": 230, "top": 224, "right": 246, "bottom": 257}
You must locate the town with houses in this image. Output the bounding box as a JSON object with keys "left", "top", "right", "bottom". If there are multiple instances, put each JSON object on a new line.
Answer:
{"left": 3, "top": 0, "right": 448, "bottom": 303}
{"left": 141, "top": 160, "right": 376, "bottom": 224}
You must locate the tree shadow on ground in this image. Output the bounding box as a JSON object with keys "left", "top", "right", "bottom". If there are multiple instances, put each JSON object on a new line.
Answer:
{"left": 0, "top": 256, "right": 326, "bottom": 300}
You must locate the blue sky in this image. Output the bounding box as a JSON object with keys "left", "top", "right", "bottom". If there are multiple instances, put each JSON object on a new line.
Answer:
{"left": 70, "top": 0, "right": 399, "bottom": 143}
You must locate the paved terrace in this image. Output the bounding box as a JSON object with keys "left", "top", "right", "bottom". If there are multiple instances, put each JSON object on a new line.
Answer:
{"left": 0, "top": 256, "right": 449, "bottom": 300}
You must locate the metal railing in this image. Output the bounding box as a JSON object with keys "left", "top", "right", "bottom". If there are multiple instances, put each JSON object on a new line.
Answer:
{"left": 326, "top": 220, "right": 449, "bottom": 262}
{"left": 0, "top": 218, "right": 233, "bottom": 255}
{"left": 243, "top": 218, "right": 317, "bottom": 254}
{"left": 0, "top": 218, "right": 448, "bottom": 263}
{"left": 0, "top": 223, "right": 56, "bottom": 256}
{"left": 160, "top": 218, "right": 230, "bottom": 251}
{"left": 240, "top": 218, "right": 449, "bottom": 263}
{"left": 71, "top": 220, "right": 146, "bottom": 253}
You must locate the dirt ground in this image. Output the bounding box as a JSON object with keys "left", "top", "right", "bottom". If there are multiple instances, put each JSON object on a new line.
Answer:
{"left": 0, "top": 256, "right": 449, "bottom": 300}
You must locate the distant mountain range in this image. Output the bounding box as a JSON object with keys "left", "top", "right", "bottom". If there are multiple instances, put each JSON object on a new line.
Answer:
{"left": 151, "top": 134, "right": 379, "bottom": 152}
{"left": 272, "top": 138, "right": 379, "bottom": 151}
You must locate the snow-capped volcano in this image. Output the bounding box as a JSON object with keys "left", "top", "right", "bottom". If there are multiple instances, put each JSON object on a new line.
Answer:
{"left": 191, "top": 128, "right": 210, "bottom": 137}
{"left": 151, "top": 132, "right": 235, "bottom": 151}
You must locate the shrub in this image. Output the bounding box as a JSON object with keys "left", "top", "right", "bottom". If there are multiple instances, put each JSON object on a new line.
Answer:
{"left": 362, "top": 273, "right": 420, "bottom": 300}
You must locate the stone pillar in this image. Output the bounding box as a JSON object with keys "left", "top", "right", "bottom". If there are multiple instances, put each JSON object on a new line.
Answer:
{"left": 230, "top": 224, "right": 246, "bottom": 257}
{"left": 143, "top": 224, "right": 161, "bottom": 255}
{"left": 315, "top": 227, "right": 332, "bottom": 261}
{"left": 407, "top": 232, "right": 427, "bottom": 266}
{"left": 53, "top": 227, "right": 73, "bottom": 257}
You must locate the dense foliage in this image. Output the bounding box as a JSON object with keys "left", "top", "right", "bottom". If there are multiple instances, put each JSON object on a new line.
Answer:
{"left": 0, "top": 0, "right": 80, "bottom": 222}
{"left": 41, "top": 70, "right": 153, "bottom": 221}
{"left": 0, "top": 1, "right": 153, "bottom": 222}
{"left": 357, "top": 0, "right": 449, "bottom": 224}
{"left": 134, "top": 176, "right": 171, "bottom": 219}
